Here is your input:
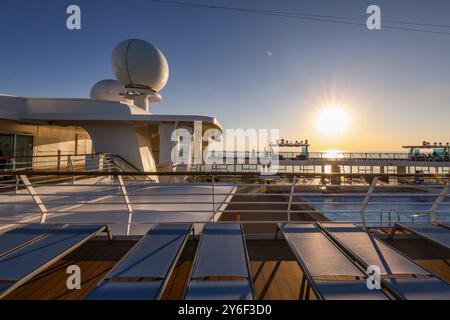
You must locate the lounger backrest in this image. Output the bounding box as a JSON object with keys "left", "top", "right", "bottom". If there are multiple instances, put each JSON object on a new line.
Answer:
{"left": 320, "top": 223, "right": 429, "bottom": 276}
{"left": 397, "top": 223, "right": 450, "bottom": 250}
{"left": 106, "top": 223, "right": 192, "bottom": 279}
{"left": 191, "top": 223, "right": 249, "bottom": 278}
{"left": 185, "top": 223, "right": 254, "bottom": 300}
{"left": 0, "top": 224, "right": 64, "bottom": 257}
{"left": 383, "top": 278, "right": 450, "bottom": 300}
{"left": 0, "top": 224, "right": 106, "bottom": 281}
{"left": 280, "top": 224, "right": 363, "bottom": 277}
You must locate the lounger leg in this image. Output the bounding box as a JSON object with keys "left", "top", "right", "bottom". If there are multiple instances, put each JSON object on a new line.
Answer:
{"left": 389, "top": 224, "right": 398, "bottom": 240}
{"left": 105, "top": 226, "right": 113, "bottom": 241}
{"left": 305, "top": 281, "right": 311, "bottom": 300}
{"left": 299, "top": 274, "right": 306, "bottom": 300}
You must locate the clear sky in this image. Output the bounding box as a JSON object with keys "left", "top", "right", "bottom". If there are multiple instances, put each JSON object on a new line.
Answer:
{"left": 1, "top": 0, "right": 449, "bottom": 151}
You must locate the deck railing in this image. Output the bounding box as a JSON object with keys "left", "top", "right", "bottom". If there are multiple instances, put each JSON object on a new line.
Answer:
{"left": 207, "top": 151, "right": 450, "bottom": 162}
{"left": 0, "top": 153, "right": 115, "bottom": 172}
{"left": 0, "top": 171, "right": 449, "bottom": 235}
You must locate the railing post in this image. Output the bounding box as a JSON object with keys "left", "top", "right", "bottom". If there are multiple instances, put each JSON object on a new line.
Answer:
{"left": 19, "top": 175, "right": 48, "bottom": 223}
{"left": 57, "top": 150, "right": 61, "bottom": 171}
{"left": 12, "top": 159, "right": 19, "bottom": 193}
{"left": 429, "top": 178, "right": 450, "bottom": 223}
{"left": 118, "top": 175, "right": 134, "bottom": 235}
{"left": 287, "top": 176, "right": 297, "bottom": 222}
{"left": 212, "top": 175, "right": 216, "bottom": 218}
{"left": 359, "top": 176, "right": 379, "bottom": 229}
{"left": 68, "top": 155, "right": 75, "bottom": 184}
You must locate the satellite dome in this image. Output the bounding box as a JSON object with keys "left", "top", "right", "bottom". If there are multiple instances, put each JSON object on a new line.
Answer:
{"left": 90, "top": 79, "right": 126, "bottom": 102}
{"left": 111, "top": 39, "right": 169, "bottom": 92}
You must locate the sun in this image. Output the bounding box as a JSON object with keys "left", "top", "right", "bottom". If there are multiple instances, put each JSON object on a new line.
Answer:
{"left": 315, "top": 106, "right": 350, "bottom": 136}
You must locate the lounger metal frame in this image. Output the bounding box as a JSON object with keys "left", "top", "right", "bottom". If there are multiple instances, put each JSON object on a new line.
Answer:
{"left": 182, "top": 223, "right": 255, "bottom": 300}
{"left": 0, "top": 224, "right": 111, "bottom": 299}
{"left": 87, "top": 224, "right": 193, "bottom": 300}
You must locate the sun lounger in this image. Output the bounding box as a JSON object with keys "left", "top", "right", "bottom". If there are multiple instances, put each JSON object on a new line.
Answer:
{"left": 87, "top": 223, "right": 192, "bottom": 300}
{"left": 278, "top": 223, "right": 388, "bottom": 300}
{"left": 383, "top": 278, "right": 450, "bottom": 300}
{"left": 185, "top": 223, "right": 254, "bottom": 300}
{"left": 438, "top": 222, "right": 450, "bottom": 230}
{"left": 320, "top": 223, "right": 428, "bottom": 276}
{"left": 0, "top": 224, "right": 110, "bottom": 299}
{"left": 390, "top": 223, "right": 450, "bottom": 251}
{"left": 0, "top": 223, "right": 64, "bottom": 258}
{"left": 320, "top": 223, "right": 450, "bottom": 300}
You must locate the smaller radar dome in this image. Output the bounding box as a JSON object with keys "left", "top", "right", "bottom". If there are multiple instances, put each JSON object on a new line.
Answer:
{"left": 111, "top": 39, "right": 169, "bottom": 92}
{"left": 90, "top": 79, "right": 126, "bottom": 102}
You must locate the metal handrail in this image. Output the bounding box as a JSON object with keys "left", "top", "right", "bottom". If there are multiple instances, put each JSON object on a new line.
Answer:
{"left": 1, "top": 173, "right": 448, "bottom": 234}
{"left": 209, "top": 151, "right": 450, "bottom": 162}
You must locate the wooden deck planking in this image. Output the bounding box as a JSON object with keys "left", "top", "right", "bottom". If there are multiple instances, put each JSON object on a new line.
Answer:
{"left": 247, "top": 240, "right": 311, "bottom": 300}
{"left": 6, "top": 234, "right": 449, "bottom": 300}
{"left": 220, "top": 186, "right": 326, "bottom": 234}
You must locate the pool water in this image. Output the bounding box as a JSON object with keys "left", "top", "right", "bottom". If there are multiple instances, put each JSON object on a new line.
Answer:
{"left": 302, "top": 194, "right": 450, "bottom": 223}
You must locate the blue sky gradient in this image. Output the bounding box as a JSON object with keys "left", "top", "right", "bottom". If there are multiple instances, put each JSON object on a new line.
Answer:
{"left": 1, "top": 0, "right": 449, "bottom": 151}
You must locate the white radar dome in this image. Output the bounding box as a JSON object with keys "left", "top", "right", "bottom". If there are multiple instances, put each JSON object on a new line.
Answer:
{"left": 90, "top": 79, "right": 126, "bottom": 102}
{"left": 111, "top": 39, "right": 169, "bottom": 92}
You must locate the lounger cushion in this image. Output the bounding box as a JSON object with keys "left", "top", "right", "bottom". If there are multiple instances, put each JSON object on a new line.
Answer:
{"left": 384, "top": 278, "right": 450, "bottom": 300}
{"left": 315, "top": 280, "right": 388, "bottom": 300}
{"left": 186, "top": 280, "right": 253, "bottom": 300}
{"left": 192, "top": 224, "right": 248, "bottom": 278}
{"left": 108, "top": 223, "right": 191, "bottom": 279}
{"left": 0, "top": 224, "right": 104, "bottom": 281}
{"left": 86, "top": 281, "right": 163, "bottom": 300}
{"left": 0, "top": 283, "right": 12, "bottom": 294}
{"left": 281, "top": 224, "right": 363, "bottom": 277}
{"left": 0, "top": 224, "right": 63, "bottom": 257}
{"left": 322, "top": 223, "right": 429, "bottom": 276}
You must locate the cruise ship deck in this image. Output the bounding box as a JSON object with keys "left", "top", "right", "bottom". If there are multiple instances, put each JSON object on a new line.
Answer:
{"left": 1, "top": 169, "right": 449, "bottom": 300}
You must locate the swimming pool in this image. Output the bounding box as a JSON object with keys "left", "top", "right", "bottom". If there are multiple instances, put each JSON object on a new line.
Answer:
{"left": 301, "top": 194, "right": 450, "bottom": 223}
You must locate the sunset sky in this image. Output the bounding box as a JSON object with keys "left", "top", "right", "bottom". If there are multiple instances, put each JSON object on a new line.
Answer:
{"left": 0, "top": 0, "right": 449, "bottom": 151}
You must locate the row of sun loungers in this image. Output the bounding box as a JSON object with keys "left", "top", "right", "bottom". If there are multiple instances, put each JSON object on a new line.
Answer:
{"left": 279, "top": 222, "right": 450, "bottom": 300}
{"left": 87, "top": 223, "right": 254, "bottom": 300}
{"left": 0, "top": 222, "right": 253, "bottom": 300}
{"left": 0, "top": 224, "right": 111, "bottom": 299}
{"left": 1, "top": 221, "right": 450, "bottom": 300}
{"left": 279, "top": 224, "right": 388, "bottom": 300}
{"left": 321, "top": 223, "right": 450, "bottom": 299}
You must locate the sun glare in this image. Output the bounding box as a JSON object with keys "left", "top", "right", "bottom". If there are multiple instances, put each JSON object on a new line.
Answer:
{"left": 315, "top": 106, "right": 350, "bottom": 136}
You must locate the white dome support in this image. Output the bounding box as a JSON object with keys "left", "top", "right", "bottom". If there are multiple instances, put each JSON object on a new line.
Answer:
{"left": 133, "top": 94, "right": 149, "bottom": 112}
